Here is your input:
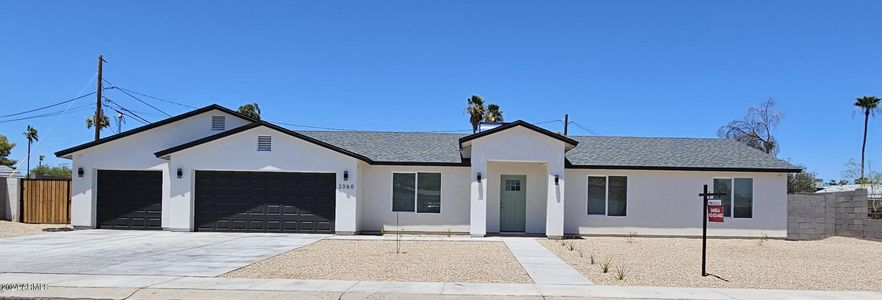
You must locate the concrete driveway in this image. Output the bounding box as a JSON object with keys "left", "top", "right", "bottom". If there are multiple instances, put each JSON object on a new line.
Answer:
{"left": 0, "top": 230, "right": 328, "bottom": 277}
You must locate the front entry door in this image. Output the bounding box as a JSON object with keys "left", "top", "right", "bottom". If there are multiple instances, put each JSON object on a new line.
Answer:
{"left": 500, "top": 175, "right": 526, "bottom": 232}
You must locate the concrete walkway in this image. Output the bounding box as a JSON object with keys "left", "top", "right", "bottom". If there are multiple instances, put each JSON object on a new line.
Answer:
{"left": 502, "top": 237, "right": 592, "bottom": 285}
{"left": 0, "top": 273, "right": 878, "bottom": 299}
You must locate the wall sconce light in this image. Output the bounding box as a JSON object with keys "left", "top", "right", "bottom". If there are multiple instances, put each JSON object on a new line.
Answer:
{"left": 176, "top": 168, "right": 183, "bottom": 179}
{"left": 77, "top": 167, "right": 84, "bottom": 178}
{"left": 344, "top": 170, "right": 349, "bottom": 181}
{"left": 554, "top": 175, "right": 560, "bottom": 185}
{"left": 477, "top": 172, "right": 482, "bottom": 182}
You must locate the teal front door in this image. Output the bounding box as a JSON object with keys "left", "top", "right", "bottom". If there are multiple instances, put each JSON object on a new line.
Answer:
{"left": 500, "top": 175, "right": 526, "bottom": 232}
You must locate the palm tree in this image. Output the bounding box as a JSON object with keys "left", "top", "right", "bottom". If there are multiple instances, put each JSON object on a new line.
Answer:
{"left": 23, "top": 125, "right": 38, "bottom": 178}
{"left": 465, "top": 95, "right": 485, "bottom": 133}
{"left": 86, "top": 113, "right": 110, "bottom": 137}
{"left": 855, "top": 95, "right": 881, "bottom": 181}
{"left": 238, "top": 103, "right": 261, "bottom": 121}
{"left": 484, "top": 104, "right": 504, "bottom": 122}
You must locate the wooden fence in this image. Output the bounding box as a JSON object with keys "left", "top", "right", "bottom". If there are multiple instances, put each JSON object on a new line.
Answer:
{"left": 19, "top": 178, "right": 71, "bottom": 224}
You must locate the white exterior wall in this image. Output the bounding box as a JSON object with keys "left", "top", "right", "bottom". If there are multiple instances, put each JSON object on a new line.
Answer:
{"left": 67, "top": 111, "right": 251, "bottom": 228}
{"left": 359, "top": 165, "right": 470, "bottom": 233}
{"left": 468, "top": 126, "right": 568, "bottom": 237}
{"left": 564, "top": 169, "right": 788, "bottom": 237}
{"left": 166, "top": 126, "right": 360, "bottom": 233}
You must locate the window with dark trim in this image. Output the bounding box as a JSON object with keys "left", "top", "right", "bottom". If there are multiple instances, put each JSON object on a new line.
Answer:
{"left": 392, "top": 172, "right": 441, "bottom": 213}
{"left": 587, "top": 175, "right": 627, "bottom": 216}
{"left": 713, "top": 178, "right": 753, "bottom": 218}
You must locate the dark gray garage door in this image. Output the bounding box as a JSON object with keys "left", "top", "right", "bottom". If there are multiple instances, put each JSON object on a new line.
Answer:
{"left": 194, "top": 171, "right": 336, "bottom": 233}
{"left": 96, "top": 170, "right": 162, "bottom": 230}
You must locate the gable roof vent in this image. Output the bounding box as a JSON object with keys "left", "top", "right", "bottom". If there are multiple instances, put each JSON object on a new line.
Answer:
{"left": 211, "top": 116, "right": 225, "bottom": 131}
{"left": 257, "top": 135, "right": 272, "bottom": 151}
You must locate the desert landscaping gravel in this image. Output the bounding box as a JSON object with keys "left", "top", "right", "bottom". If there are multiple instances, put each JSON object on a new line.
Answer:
{"left": 0, "top": 220, "right": 71, "bottom": 238}
{"left": 540, "top": 236, "right": 882, "bottom": 291}
{"left": 224, "top": 239, "right": 532, "bottom": 283}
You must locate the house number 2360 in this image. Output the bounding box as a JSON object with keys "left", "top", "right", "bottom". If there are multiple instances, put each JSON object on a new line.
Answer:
{"left": 338, "top": 184, "right": 355, "bottom": 190}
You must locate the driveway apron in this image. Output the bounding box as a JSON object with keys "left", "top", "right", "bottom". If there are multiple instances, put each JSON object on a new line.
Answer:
{"left": 0, "top": 230, "right": 327, "bottom": 277}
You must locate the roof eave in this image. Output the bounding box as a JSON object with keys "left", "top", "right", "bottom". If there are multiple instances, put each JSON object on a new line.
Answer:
{"left": 56, "top": 104, "right": 255, "bottom": 158}
{"left": 458, "top": 120, "right": 578, "bottom": 147}
{"left": 565, "top": 163, "right": 802, "bottom": 173}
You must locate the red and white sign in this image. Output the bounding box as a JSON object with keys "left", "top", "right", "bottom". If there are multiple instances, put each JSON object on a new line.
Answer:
{"left": 707, "top": 199, "right": 724, "bottom": 223}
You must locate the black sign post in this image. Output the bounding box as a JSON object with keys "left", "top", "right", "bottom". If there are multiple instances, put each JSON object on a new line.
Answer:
{"left": 698, "top": 184, "right": 725, "bottom": 277}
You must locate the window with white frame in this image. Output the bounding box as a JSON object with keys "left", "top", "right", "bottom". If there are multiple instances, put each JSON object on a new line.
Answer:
{"left": 392, "top": 172, "right": 441, "bottom": 213}
{"left": 587, "top": 176, "right": 627, "bottom": 216}
{"left": 713, "top": 178, "right": 753, "bottom": 218}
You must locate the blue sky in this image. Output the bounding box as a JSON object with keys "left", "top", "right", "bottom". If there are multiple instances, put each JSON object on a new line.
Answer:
{"left": 1, "top": 1, "right": 880, "bottom": 181}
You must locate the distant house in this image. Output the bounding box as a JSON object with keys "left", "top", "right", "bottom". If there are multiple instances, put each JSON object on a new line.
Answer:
{"left": 816, "top": 184, "right": 881, "bottom": 195}
{"left": 55, "top": 104, "right": 800, "bottom": 238}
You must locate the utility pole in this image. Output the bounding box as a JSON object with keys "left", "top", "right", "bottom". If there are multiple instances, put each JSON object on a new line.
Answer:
{"left": 94, "top": 55, "right": 105, "bottom": 141}
{"left": 563, "top": 114, "right": 569, "bottom": 135}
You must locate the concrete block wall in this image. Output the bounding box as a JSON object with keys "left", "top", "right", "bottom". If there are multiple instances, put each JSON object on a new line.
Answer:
{"left": 1, "top": 177, "right": 19, "bottom": 221}
{"left": 787, "top": 192, "right": 836, "bottom": 240}
{"left": 787, "top": 189, "right": 881, "bottom": 241}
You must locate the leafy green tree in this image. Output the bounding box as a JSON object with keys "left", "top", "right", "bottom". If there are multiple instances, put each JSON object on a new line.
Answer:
{"left": 29, "top": 164, "right": 72, "bottom": 178}
{"left": 238, "top": 103, "right": 261, "bottom": 121}
{"left": 718, "top": 98, "right": 782, "bottom": 156}
{"left": 854, "top": 95, "right": 881, "bottom": 181}
{"left": 484, "top": 104, "right": 504, "bottom": 122}
{"left": 0, "top": 134, "right": 15, "bottom": 167}
{"left": 23, "top": 125, "right": 38, "bottom": 177}
{"left": 787, "top": 163, "right": 819, "bottom": 194}
{"left": 465, "top": 95, "right": 486, "bottom": 133}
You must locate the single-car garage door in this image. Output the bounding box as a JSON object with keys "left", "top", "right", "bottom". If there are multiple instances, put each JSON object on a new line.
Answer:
{"left": 96, "top": 170, "right": 162, "bottom": 230}
{"left": 194, "top": 171, "right": 336, "bottom": 233}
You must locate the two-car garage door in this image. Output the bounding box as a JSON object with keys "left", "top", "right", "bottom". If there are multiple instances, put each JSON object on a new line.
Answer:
{"left": 95, "top": 170, "right": 335, "bottom": 233}
{"left": 194, "top": 171, "right": 336, "bottom": 233}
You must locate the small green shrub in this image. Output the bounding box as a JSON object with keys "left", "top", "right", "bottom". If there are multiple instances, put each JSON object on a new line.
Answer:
{"left": 627, "top": 231, "right": 637, "bottom": 243}
{"left": 758, "top": 232, "right": 768, "bottom": 246}
{"left": 447, "top": 228, "right": 452, "bottom": 238}
{"left": 614, "top": 263, "right": 628, "bottom": 280}
{"left": 379, "top": 228, "right": 384, "bottom": 236}
{"left": 599, "top": 257, "right": 613, "bottom": 273}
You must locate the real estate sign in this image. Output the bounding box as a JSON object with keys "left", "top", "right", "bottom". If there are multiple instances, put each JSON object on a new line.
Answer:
{"left": 707, "top": 199, "right": 724, "bottom": 223}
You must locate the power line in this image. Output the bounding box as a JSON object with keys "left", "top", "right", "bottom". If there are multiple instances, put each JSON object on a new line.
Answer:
{"left": 0, "top": 92, "right": 97, "bottom": 118}
{"left": 103, "top": 79, "right": 172, "bottom": 117}
{"left": 568, "top": 120, "right": 601, "bottom": 136}
{"left": 103, "top": 96, "right": 152, "bottom": 124}
{"left": 0, "top": 104, "right": 96, "bottom": 124}
{"left": 113, "top": 86, "right": 197, "bottom": 109}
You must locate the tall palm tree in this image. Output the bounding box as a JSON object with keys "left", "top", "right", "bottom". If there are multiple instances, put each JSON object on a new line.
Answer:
{"left": 465, "top": 95, "right": 485, "bottom": 133}
{"left": 484, "top": 104, "right": 504, "bottom": 122}
{"left": 23, "top": 125, "right": 38, "bottom": 178}
{"left": 855, "top": 95, "right": 881, "bottom": 181}
{"left": 238, "top": 103, "right": 261, "bottom": 121}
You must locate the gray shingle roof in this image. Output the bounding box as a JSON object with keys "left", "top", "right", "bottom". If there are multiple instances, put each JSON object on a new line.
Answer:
{"left": 297, "top": 130, "right": 799, "bottom": 171}
{"left": 565, "top": 136, "right": 800, "bottom": 170}
{"left": 298, "top": 131, "right": 465, "bottom": 164}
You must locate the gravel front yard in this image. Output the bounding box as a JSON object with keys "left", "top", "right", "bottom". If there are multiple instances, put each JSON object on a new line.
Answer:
{"left": 224, "top": 239, "right": 532, "bottom": 283}
{"left": 0, "top": 221, "right": 71, "bottom": 238}
{"left": 541, "top": 236, "right": 882, "bottom": 291}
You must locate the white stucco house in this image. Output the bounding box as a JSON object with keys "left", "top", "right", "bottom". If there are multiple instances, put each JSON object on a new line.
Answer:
{"left": 56, "top": 104, "right": 800, "bottom": 238}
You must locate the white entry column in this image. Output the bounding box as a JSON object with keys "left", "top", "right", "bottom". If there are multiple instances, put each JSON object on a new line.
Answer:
{"left": 469, "top": 159, "right": 487, "bottom": 237}
{"left": 545, "top": 156, "right": 566, "bottom": 239}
